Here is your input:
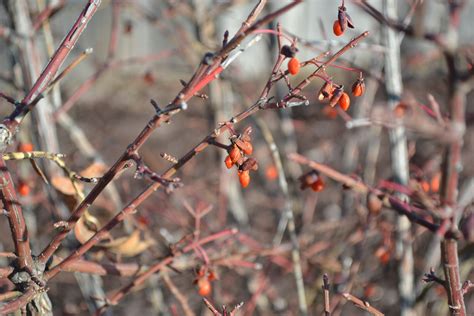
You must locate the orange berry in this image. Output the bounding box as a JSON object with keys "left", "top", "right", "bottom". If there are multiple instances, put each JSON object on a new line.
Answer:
{"left": 242, "top": 141, "right": 253, "bottom": 155}
{"left": 229, "top": 146, "right": 241, "bottom": 164}
{"left": 351, "top": 79, "right": 365, "bottom": 97}
{"left": 288, "top": 57, "right": 300, "bottom": 75}
{"left": 18, "top": 182, "right": 30, "bottom": 196}
{"left": 379, "top": 249, "right": 391, "bottom": 265}
{"left": 421, "top": 180, "right": 430, "bottom": 193}
{"left": 394, "top": 103, "right": 408, "bottom": 117}
{"left": 338, "top": 92, "right": 351, "bottom": 111}
{"left": 430, "top": 172, "right": 441, "bottom": 193}
{"left": 333, "top": 20, "right": 344, "bottom": 36}
{"left": 310, "top": 178, "right": 324, "bottom": 192}
{"left": 236, "top": 139, "right": 253, "bottom": 156}
{"left": 322, "top": 105, "right": 338, "bottom": 119}
{"left": 207, "top": 270, "right": 217, "bottom": 281}
{"left": 224, "top": 155, "right": 233, "bottom": 169}
{"left": 375, "top": 246, "right": 391, "bottom": 265}
{"left": 265, "top": 165, "right": 278, "bottom": 181}
{"left": 239, "top": 170, "right": 250, "bottom": 188}
{"left": 197, "top": 278, "right": 212, "bottom": 296}
{"left": 143, "top": 71, "right": 155, "bottom": 85}
{"left": 18, "top": 143, "right": 33, "bottom": 152}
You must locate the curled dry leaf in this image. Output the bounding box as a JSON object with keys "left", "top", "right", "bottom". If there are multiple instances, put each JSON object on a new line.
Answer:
{"left": 241, "top": 158, "right": 258, "bottom": 171}
{"left": 80, "top": 161, "right": 108, "bottom": 178}
{"left": 101, "top": 230, "right": 155, "bottom": 257}
{"left": 74, "top": 215, "right": 99, "bottom": 244}
{"left": 51, "top": 175, "right": 83, "bottom": 196}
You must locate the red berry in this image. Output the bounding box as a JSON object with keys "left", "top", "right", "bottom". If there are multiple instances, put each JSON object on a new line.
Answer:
{"left": 18, "top": 143, "right": 33, "bottom": 152}
{"left": 207, "top": 270, "right": 217, "bottom": 281}
{"left": 229, "top": 146, "right": 241, "bottom": 164}
{"left": 311, "top": 178, "right": 325, "bottom": 192}
{"left": 288, "top": 57, "right": 300, "bottom": 75}
{"left": 265, "top": 165, "right": 278, "bottom": 181}
{"left": 351, "top": 79, "right": 365, "bottom": 97}
{"left": 242, "top": 141, "right": 253, "bottom": 155}
{"left": 197, "top": 278, "right": 211, "bottom": 296}
{"left": 333, "top": 20, "right": 344, "bottom": 36}
{"left": 224, "top": 155, "right": 233, "bottom": 169}
{"left": 239, "top": 170, "right": 250, "bottom": 188}
{"left": 18, "top": 182, "right": 30, "bottom": 196}
{"left": 322, "top": 105, "right": 338, "bottom": 119}
{"left": 338, "top": 92, "right": 351, "bottom": 111}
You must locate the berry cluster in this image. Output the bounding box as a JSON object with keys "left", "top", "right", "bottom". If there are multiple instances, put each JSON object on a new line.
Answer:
{"left": 318, "top": 72, "right": 365, "bottom": 112}
{"left": 224, "top": 126, "right": 258, "bottom": 188}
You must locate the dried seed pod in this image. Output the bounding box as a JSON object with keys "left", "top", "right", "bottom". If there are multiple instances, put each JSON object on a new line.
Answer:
{"left": 338, "top": 6, "right": 348, "bottom": 32}
{"left": 367, "top": 192, "right": 382, "bottom": 215}
{"left": 124, "top": 20, "right": 133, "bottom": 34}
{"left": 239, "top": 170, "right": 250, "bottom": 188}
{"left": 328, "top": 86, "right": 344, "bottom": 107}
{"left": 236, "top": 139, "right": 253, "bottom": 155}
{"left": 318, "top": 81, "right": 333, "bottom": 101}
{"left": 241, "top": 157, "right": 258, "bottom": 171}
{"left": 346, "top": 12, "right": 355, "bottom": 29}
{"left": 229, "top": 146, "right": 241, "bottom": 164}
{"left": 351, "top": 77, "right": 365, "bottom": 97}
{"left": 299, "top": 170, "right": 320, "bottom": 190}
{"left": 280, "top": 45, "right": 298, "bottom": 58}
{"left": 241, "top": 126, "right": 252, "bottom": 142}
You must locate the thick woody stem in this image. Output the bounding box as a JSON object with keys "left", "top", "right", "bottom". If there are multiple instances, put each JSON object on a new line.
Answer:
{"left": 0, "top": 158, "right": 33, "bottom": 270}
{"left": 439, "top": 52, "right": 467, "bottom": 316}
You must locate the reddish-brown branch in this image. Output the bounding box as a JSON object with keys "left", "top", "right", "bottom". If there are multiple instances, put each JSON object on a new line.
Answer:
{"left": 441, "top": 239, "right": 465, "bottom": 315}
{"left": 0, "top": 158, "right": 33, "bottom": 271}
{"left": 94, "top": 229, "right": 238, "bottom": 315}
{"left": 3, "top": 0, "right": 101, "bottom": 131}
{"left": 52, "top": 51, "right": 173, "bottom": 120}
{"left": 44, "top": 28, "right": 369, "bottom": 276}
{"left": 0, "top": 266, "right": 14, "bottom": 278}
{"left": 38, "top": 0, "right": 303, "bottom": 267}
{"left": 289, "top": 153, "right": 441, "bottom": 232}
{"left": 32, "top": 0, "right": 65, "bottom": 31}
{"left": 50, "top": 257, "right": 142, "bottom": 277}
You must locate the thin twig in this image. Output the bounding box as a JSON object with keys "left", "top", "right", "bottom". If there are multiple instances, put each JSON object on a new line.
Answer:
{"left": 342, "top": 293, "right": 384, "bottom": 316}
